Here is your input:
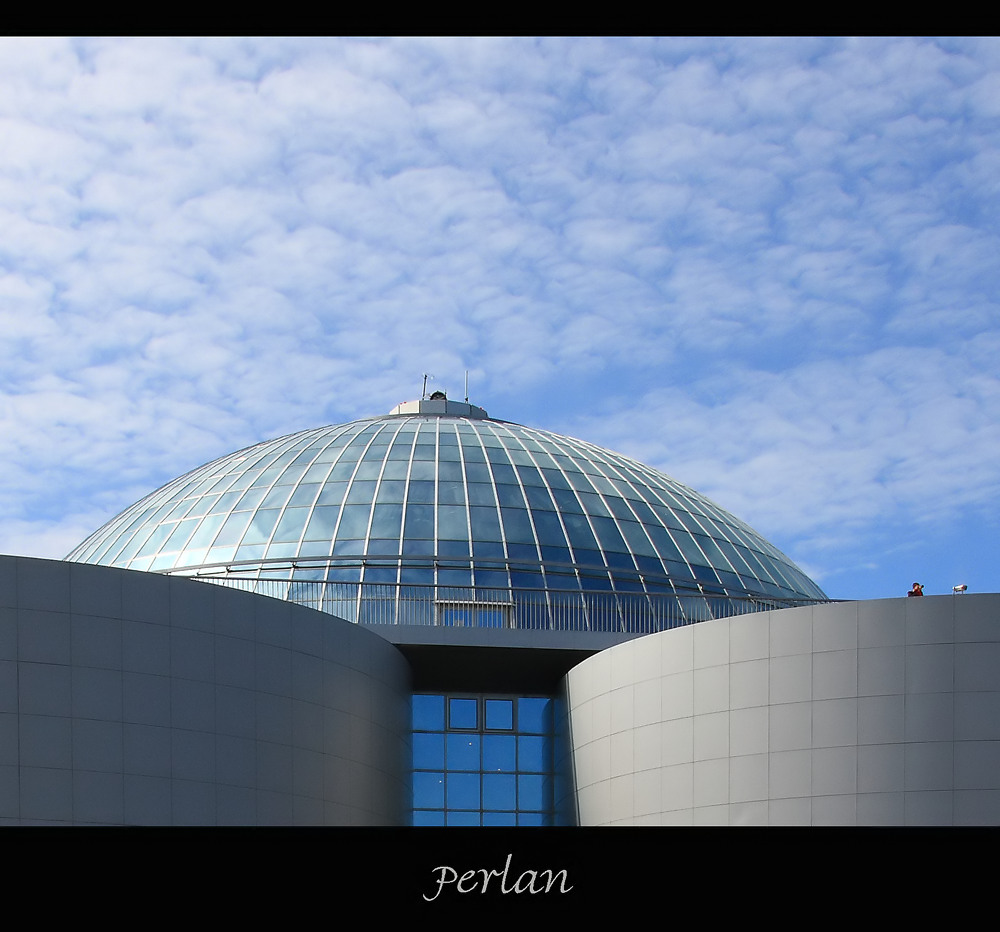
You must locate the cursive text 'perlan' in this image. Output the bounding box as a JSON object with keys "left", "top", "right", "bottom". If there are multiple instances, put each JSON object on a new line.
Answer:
{"left": 423, "top": 853, "right": 573, "bottom": 901}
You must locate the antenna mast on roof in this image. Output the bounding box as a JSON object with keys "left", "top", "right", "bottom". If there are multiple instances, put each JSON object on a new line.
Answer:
{"left": 421, "top": 373, "right": 434, "bottom": 400}
{"left": 465, "top": 370, "right": 469, "bottom": 403}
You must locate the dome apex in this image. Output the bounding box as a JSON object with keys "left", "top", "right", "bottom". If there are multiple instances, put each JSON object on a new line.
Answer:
{"left": 388, "top": 396, "right": 490, "bottom": 419}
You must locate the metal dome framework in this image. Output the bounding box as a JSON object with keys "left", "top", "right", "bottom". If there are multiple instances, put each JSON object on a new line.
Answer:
{"left": 68, "top": 401, "right": 827, "bottom": 632}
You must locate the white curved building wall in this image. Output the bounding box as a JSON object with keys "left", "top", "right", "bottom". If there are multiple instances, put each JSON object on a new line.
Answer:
{"left": 7, "top": 550, "right": 1000, "bottom": 826}
{"left": 0, "top": 555, "right": 411, "bottom": 825}
{"left": 563, "top": 595, "right": 1000, "bottom": 825}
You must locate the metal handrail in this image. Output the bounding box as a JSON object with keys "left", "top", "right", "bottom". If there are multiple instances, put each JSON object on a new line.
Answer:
{"left": 192, "top": 575, "right": 829, "bottom": 634}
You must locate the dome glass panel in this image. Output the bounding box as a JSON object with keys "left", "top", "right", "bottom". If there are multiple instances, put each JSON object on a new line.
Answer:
{"left": 68, "top": 403, "right": 827, "bottom": 631}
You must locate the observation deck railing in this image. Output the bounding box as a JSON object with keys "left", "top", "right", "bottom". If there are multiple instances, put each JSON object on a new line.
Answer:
{"left": 191, "top": 576, "right": 829, "bottom": 634}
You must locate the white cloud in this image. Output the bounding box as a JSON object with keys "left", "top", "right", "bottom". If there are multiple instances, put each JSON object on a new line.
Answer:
{"left": 568, "top": 343, "right": 1000, "bottom": 570}
{"left": 0, "top": 38, "right": 996, "bottom": 599}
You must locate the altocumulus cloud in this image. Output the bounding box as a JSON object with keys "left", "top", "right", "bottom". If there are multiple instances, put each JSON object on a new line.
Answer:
{"left": 0, "top": 36, "right": 998, "bottom": 599}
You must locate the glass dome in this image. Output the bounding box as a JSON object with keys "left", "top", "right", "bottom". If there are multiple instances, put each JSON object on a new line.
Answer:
{"left": 68, "top": 398, "right": 826, "bottom": 631}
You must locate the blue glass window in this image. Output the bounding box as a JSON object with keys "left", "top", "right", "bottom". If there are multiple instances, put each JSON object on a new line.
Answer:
{"left": 446, "top": 734, "right": 480, "bottom": 771}
{"left": 485, "top": 699, "right": 513, "bottom": 730}
{"left": 414, "top": 772, "right": 444, "bottom": 808}
{"left": 412, "top": 693, "right": 556, "bottom": 827}
{"left": 449, "top": 698, "right": 478, "bottom": 729}
{"left": 413, "top": 694, "right": 445, "bottom": 730}
{"left": 518, "top": 698, "right": 551, "bottom": 734}
{"left": 413, "top": 733, "right": 444, "bottom": 770}
{"left": 483, "top": 734, "right": 516, "bottom": 771}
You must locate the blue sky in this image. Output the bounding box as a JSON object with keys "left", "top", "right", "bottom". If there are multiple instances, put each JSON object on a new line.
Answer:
{"left": 1, "top": 36, "right": 998, "bottom": 601}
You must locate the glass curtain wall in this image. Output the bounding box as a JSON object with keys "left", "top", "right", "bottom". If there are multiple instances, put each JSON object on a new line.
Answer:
{"left": 412, "top": 693, "right": 555, "bottom": 826}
